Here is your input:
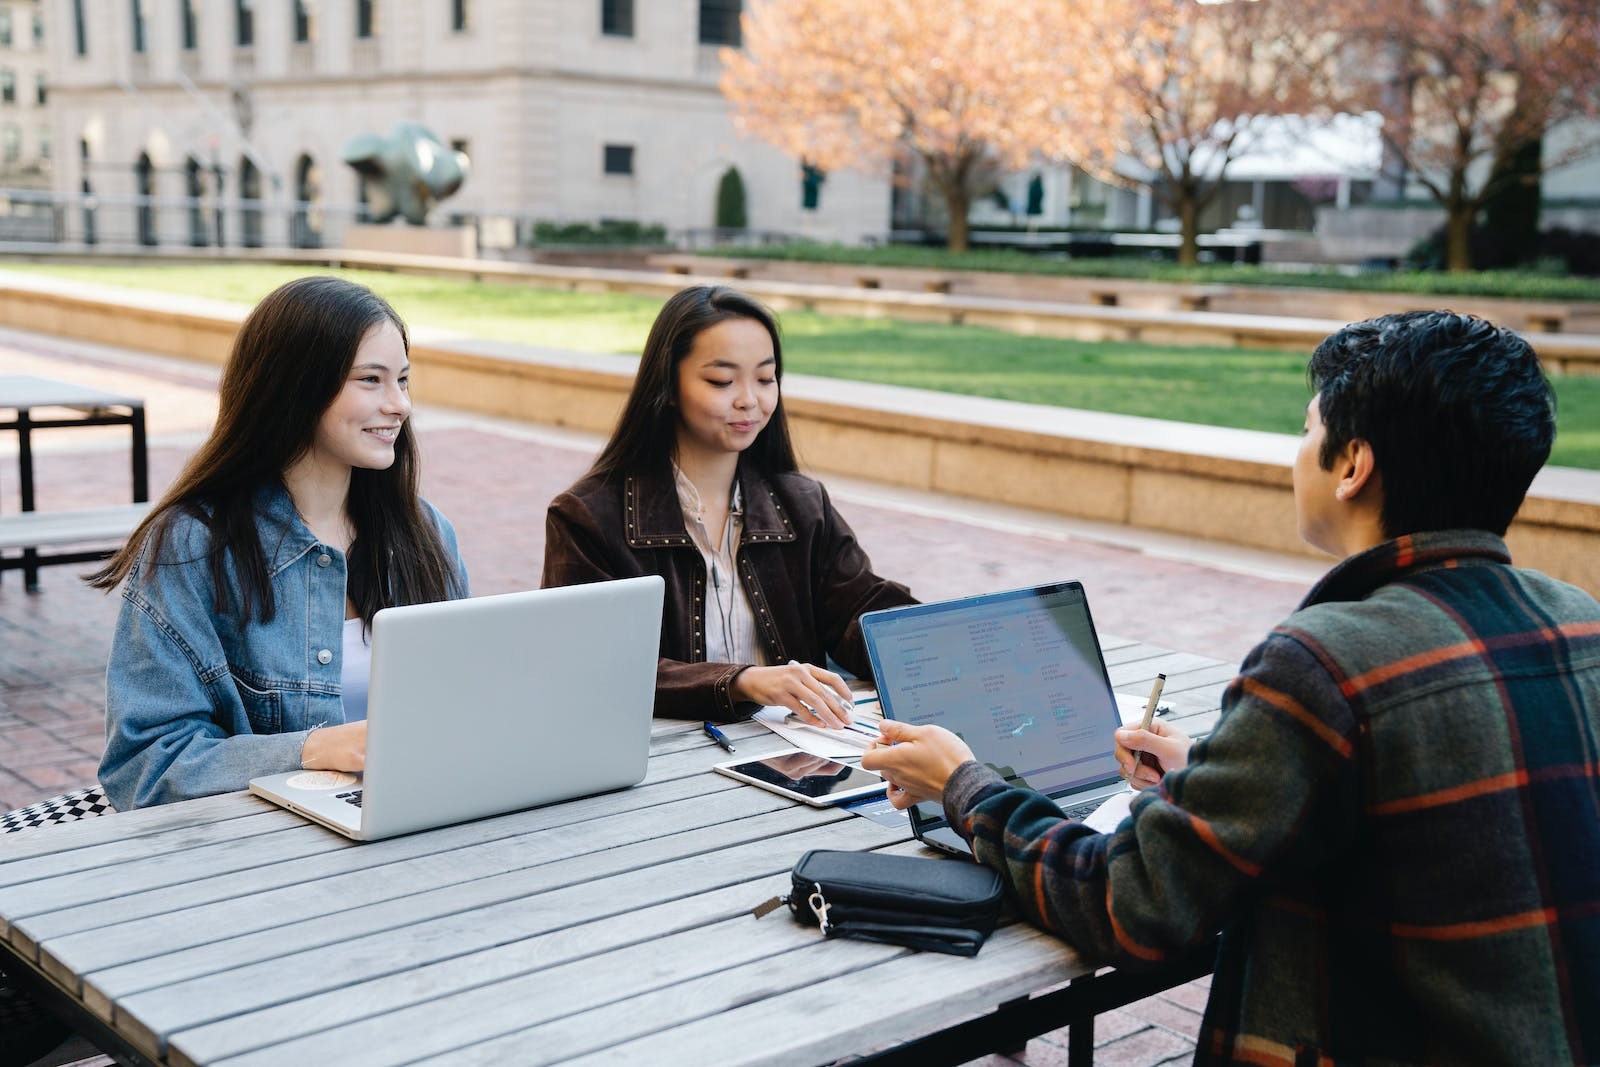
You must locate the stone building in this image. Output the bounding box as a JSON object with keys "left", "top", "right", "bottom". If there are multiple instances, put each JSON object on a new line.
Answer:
{"left": 0, "top": 0, "right": 50, "bottom": 190}
{"left": 43, "top": 0, "right": 890, "bottom": 249}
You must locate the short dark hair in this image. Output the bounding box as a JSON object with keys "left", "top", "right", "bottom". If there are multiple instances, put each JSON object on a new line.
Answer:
{"left": 1307, "top": 310, "right": 1555, "bottom": 538}
{"left": 585, "top": 285, "right": 798, "bottom": 482}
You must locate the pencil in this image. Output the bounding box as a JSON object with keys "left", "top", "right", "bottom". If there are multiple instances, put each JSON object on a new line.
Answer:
{"left": 1136, "top": 673, "right": 1166, "bottom": 772}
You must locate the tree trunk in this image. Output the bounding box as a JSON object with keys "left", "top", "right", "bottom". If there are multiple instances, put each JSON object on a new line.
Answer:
{"left": 1176, "top": 193, "right": 1201, "bottom": 267}
{"left": 942, "top": 182, "right": 971, "bottom": 254}
{"left": 1482, "top": 135, "right": 1542, "bottom": 269}
{"left": 1444, "top": 201, "right": 1474, "bottom": 272}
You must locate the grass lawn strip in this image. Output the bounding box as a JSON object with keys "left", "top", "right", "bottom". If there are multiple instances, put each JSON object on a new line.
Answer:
{"left": 9, "top": 263, "right": 1597, "bottom": 471}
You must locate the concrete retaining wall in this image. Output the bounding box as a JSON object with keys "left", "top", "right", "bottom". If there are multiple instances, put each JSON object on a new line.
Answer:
{"left": 2, "top": 274, "right": 1596, "bottom": 594}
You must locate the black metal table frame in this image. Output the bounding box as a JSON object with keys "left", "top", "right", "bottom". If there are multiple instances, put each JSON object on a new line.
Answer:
{"left": 0, "top": 395, "right": 149, "bottom": 592}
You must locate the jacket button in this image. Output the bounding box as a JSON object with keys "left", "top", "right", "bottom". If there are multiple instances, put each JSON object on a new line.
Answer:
{"left": 316, "top": 553, "right": 332, "bottom": 567}
{"left": 316, "top": 648, "right": 333, "bottom": 665}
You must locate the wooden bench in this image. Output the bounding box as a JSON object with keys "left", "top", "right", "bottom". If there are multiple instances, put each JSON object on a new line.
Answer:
{"left": 1175, "top": 284, "right": 1234, "bottom": 313}
{"left": 1522, "top": 305, "right": 1568, "bottom": 334}
{"left": 0, "top": 503, "right": 152, "bottom": 590}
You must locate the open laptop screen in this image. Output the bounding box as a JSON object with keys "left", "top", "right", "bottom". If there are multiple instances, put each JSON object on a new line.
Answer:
{"left": 863, "top": 581, "right": 1123, "bottom": 801}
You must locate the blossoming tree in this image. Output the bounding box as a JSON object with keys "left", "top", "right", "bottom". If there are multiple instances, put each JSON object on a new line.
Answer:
{"left": 1073, "top": 0, "right": 1348, "bottom": 265}
{"left": 719, "top": 0, "right": 1094, "bottom": 253}
{"left": 1337, "top": 0, "right": 1600, "bottom": 271}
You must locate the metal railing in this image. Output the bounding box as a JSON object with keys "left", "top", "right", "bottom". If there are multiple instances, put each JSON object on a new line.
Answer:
{"left": 0, "top": 187, "right": 362, "bottom": 251}
{"left": 0, "top": 187, "right": 815, "bottom": 257}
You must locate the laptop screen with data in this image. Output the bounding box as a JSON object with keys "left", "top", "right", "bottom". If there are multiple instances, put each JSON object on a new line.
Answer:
{"left": 863, "top": 581, "right": 1123, "bottom": 802}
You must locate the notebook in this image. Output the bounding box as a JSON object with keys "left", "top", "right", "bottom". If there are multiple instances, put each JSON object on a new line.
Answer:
{"left": 861, "top": 580, "right": 1129, "bottom": 856}
{"left": 250, "top": 575, "right": 664, "bottom": 841}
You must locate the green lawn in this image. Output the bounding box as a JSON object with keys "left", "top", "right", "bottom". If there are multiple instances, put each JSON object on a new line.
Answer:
{"left": 9, "top": 262, "right": 1599, "bottom": 469}
{"left": 703, "top": 242, "right": 1600, "bottom": 302}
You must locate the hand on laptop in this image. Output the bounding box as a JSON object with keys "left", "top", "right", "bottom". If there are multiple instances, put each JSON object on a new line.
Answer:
{"left": 732, "top": 661, "right": 854, "bottom": 728}
{"left": 861, "top": 720, "right": 976, "bottom": 810}
{"left": 1113, "top": 721, "right": 1191, "bottom": 790}
{"left": 301, "top": 722, "right": 367, "bottom": 773}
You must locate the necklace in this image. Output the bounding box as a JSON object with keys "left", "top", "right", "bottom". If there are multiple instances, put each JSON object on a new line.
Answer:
{"left": 707, "top": 506, "right": 741, "bottom": 664}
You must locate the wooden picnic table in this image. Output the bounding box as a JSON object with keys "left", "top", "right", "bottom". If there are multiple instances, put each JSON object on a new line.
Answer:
{"left": 0, "top": 635, "right": 1228, "bottom": 1067}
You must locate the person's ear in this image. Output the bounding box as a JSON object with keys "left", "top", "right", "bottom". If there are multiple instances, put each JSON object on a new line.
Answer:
{"left": 1334, "top": 438, "right": 1377, "bottom": 502}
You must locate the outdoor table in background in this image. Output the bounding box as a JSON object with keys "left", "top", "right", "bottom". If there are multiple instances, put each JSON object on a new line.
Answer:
{"left": 0, "top": 637, "right": 1226, "bottom": 1067}
{"left": 0, "top": 374, "right": 149, "bottom": 591}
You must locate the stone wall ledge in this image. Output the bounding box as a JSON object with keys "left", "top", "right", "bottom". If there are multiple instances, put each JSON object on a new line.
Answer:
{"left": 5, "top": 248, "right": 1598, "bottom": 370}
{"left": 1, "top": 270, "right": 1595, "bottom": 594}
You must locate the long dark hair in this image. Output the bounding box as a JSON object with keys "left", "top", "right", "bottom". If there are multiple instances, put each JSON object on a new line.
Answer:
{"left": 89, "top": 275, "right": 462, "bottom": 625}
{"left": 584, "top": 285, "right": 799, "bottom": 482}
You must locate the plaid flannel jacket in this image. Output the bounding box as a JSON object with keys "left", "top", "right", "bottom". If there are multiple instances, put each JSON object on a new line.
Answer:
{"left": 946, "top": 530, "right": 1600, "bottom": 1065}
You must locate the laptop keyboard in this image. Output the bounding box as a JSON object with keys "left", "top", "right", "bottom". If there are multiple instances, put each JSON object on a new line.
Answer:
{"left": 335, "top": 789, "right": 363, "bottom": 808}
{"left": 1059, "top": 799, "right": 1102, "bottom": 821}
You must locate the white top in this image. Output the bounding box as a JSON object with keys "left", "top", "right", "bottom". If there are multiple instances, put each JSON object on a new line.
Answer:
{"left": 341, "top": 616, "right": 372, "bottom": 722}
{"left": 673, "top": 465, "right": 766, "bottom": 668}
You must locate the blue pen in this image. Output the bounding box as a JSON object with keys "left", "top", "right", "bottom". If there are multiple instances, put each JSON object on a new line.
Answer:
{"left": 702, "top": 721, "right": 736, "bottom": 753}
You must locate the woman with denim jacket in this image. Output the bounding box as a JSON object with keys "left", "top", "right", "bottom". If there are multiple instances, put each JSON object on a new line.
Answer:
{"left": 542, "top": 285, "right": 913, "bottom": 724}
{"left": 89, "top": 276, "right": 468, "bottom": 810}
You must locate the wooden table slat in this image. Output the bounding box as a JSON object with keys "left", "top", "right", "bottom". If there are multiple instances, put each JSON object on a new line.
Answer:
{"left": 92, "top": 799, "right": 873, "bottom": 1048}
{"left": 39, "top": 766, "right": 747, "bottom": 980}
{"left": 168, "top": 831, "right": 921, "bottom": 1067}
{"left": 0, "top": 809, "right": 315, "bottom": 891}
{"left": 1106, "top": 651, "right": 1220, "bottom": 688}
{"left": 3, "top": 821, "right": 350, "bottom": 953}
{"left": 0, "top": 792, "right": 270, "bottom": 863}
{"left": 554, "top": 923, "right": 1083, "bottom": 1067}
{"left": 1100, "top": 643, "right": 1173, "bottom": 668}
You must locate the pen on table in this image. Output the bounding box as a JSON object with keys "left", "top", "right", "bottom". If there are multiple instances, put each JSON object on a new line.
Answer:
{"left": 702, "top": 721, "right": 736, "bottom": 754}
{"left": 1136, "top": 673, "right": 1167, "bottom": 771}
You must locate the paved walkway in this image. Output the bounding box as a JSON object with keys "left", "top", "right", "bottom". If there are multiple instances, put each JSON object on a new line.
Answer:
{"left": 0, "top": 325, "right": 1325, "bottom": 1066}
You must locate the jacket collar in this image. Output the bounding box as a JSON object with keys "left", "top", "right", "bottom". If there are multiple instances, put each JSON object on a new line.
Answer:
{"left": 624, "top": 461, "right": 797, "bottom": 550}
{"left": 253, "top": 481, "right": 322, "bottom": 575}
{"left": 1298, "top": 529, "right": 1512, "bottom": 609}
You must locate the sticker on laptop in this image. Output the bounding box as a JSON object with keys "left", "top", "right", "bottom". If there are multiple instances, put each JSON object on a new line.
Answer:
{"left": 285, "top": 771, "right": 358, "bottom": 790}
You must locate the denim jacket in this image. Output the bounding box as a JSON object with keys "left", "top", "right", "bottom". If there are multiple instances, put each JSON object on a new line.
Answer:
{"left": 99, "top": 483, "right": 468, "bottom": 809}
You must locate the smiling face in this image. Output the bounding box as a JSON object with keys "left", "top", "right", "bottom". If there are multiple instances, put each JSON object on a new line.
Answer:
{"left": 305, "top": 320, "right": 411, "bottom": 473}
{"left": 673, "top": 316, "right": 779, "bottom": 465}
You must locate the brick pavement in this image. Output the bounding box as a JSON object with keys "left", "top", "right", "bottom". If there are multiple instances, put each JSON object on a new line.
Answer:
{"left": 0, "top": 328, "right": 1323, "bottom": 1065}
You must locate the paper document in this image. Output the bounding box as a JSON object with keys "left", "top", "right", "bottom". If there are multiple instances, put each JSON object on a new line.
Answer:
{"left": 1083, "top": 789, "right": 1136, "bottom": 833}
{"left": 753, "top": 704, "right": 885, "bottom": 759}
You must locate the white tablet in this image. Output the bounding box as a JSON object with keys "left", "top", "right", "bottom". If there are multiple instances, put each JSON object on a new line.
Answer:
{"left": 715, "top": 751, "right": 888, "bottom": 807}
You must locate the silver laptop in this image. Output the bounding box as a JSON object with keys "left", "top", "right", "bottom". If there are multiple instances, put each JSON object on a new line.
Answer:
{"left": 861, "top": 580, "right": 1127, "bottom": 856}
{"left": 250, "top": 575, "right": 664, "bottom": 841}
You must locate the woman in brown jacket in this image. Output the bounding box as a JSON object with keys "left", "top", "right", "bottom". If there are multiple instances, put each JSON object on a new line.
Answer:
{"left": 542, "top": 286, "right": 915, "bottom": 723}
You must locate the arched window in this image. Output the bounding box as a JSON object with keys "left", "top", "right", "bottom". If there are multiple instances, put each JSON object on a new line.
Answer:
{"left": 186, "top": 157, "right": 208, "bottom": 246}
{"left": 235, "top": 0, "right": 254, "bottom": 47}
{"left": 80, "top": 137, "right": 96, "bottom": 245}
{"left": 130, "top": 0, "right": 147, "bottom": 53}
{"left": 293, "top": 153, "right": 321, "bottom": 248}
{"left": 239, "top": 155, "right": 262, "bottom": 247}
{"left": 135, "top": 152, "right": 157, "bottom": 246}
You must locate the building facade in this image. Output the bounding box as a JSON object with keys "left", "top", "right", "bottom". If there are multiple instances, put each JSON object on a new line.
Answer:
{"left": 0, "top": 0, "right": 51, "bottom": 189}
{"left": 43, "top": 0, "right": 891, "bottom": 249}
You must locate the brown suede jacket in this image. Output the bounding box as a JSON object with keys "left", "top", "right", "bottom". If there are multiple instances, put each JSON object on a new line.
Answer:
{"left": 542, "top": 463, "right": 915, "bottom": 721}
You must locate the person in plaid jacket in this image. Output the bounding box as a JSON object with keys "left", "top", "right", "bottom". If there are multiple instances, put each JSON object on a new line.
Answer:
{"left": 864, "top": 311, "right": 1600, "bottom": 1065}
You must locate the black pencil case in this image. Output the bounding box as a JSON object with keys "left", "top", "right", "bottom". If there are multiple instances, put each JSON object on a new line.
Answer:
{"left": 787, "top": 849, "right": 1005, "bottom": 957}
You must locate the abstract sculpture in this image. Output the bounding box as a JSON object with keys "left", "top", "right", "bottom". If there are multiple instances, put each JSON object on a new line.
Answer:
{"left": 341, "top": 123, "right": 470, "bottom": 225}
